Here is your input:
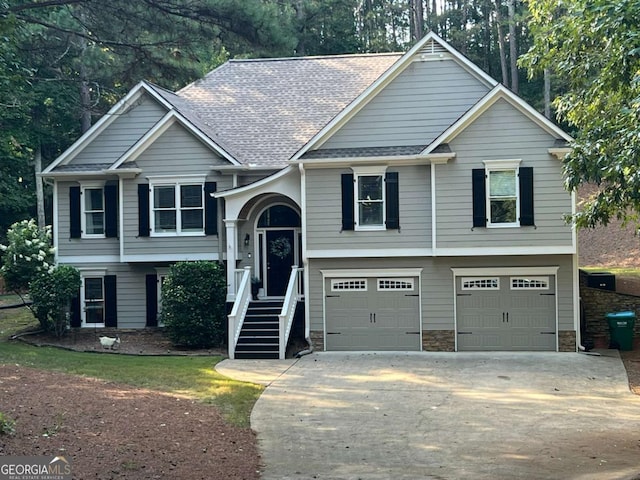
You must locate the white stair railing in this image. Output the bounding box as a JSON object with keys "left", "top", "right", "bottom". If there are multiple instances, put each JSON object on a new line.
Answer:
{"left": 278, "top": 266, "right": 304, "bottom": 359}
{"left": 227, "top": 267, "right": 252, "bottom": 360}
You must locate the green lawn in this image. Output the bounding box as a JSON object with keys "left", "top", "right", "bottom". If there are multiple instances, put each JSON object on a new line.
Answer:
{"left": 0, "top": 306, "right": 262, "bottom": 427}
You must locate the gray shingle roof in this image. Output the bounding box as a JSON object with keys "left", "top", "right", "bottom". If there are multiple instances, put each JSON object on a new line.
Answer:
{"left": 302, "top": 145, "right": 427, "bottom": 159}
{"left": 53, "top": 163, "right": 113, "bottom": 172}
{"left": 178, "top": 53, "right": 402, "bottom": 167}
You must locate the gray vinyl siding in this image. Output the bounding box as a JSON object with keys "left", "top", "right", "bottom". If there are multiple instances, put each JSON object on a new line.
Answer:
{"left": 322, "top": 59, "right": 490, "bottom": 150}
{"left": 305, "top": 165, "right": 431, "bottom": 251}
{"left": 436, "top": 98, "right": 573, "bottom": 248}
{"left": 69, "top": 96, "right": 166, "bottom": 165}
{"left": 307, "top": 254, "right": 575, "bottom": 335}
{"left": 123, "top": 123, "right": 231, "bottom": 257}
{"left": 56, "top": 181, "right": 120, "bottom": 258}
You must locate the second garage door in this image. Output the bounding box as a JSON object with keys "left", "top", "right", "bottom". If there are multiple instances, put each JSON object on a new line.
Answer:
{"left": 456, "top": 275, "right": 557, "bottom": 351}
{"left": 325, "top": 276, "right": 421, "bottom": 351}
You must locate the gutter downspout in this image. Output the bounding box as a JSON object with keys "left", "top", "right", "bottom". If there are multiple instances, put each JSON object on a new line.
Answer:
{"left": 299, "top": 162, "right": 313, "bottom": 354}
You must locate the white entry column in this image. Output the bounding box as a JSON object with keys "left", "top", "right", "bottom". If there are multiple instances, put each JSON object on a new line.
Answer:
{"left": 225, "top": 219, "right": 239, "bottom": 302}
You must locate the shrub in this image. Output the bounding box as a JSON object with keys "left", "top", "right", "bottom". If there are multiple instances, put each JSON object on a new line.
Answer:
{"left": 160, "top": 261, "right": 226, "bottom": 348}
{"left": 0, "top": 219, "right": 54, "bottom": 293}
{"left": 30, "top": 265, "right": 81, "bottom": 337}
{"left": 0, "top": 412, "right": 15, "bottom": 435}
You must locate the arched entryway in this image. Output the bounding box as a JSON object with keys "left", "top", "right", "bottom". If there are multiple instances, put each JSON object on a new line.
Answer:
{"left": 255, "top": 204, "right": 301, "bottom": 297}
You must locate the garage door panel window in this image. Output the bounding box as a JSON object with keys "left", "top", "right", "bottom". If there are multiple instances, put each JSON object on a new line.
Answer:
{"left": 461, "top": 277, "right": 500, "bottom": 290}
{"left": 510, "top": 277, "right": 550, "bottom": 290}
{"left": 377, "top": 278, "right": 414, "bottom": 291}
{"left": 331, "top": 279, "right": 367, "bottom": 292}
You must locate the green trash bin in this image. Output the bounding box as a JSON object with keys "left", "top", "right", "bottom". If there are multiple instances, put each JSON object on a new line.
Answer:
{"left": 606, "top": 311, "right": 636, "bottom": 351}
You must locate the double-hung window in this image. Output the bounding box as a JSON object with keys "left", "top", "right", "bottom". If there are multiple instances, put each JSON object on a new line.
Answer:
{"left": 341, "top": 167, "right": 399, "bottom": 231}
{"left": 487, "top": 167, "right": 518, "bottom": 227}
{"left": 356, "top": 174, "right": 385, "bottom": 229}
{"left": 83, "top": 187, "right": 105, "bottom": 236}
{"left": 150, "top": 178, "right": 205, "bottom": 235}
{"left": 353, "top": 166, "right": 387, "bottom": 231}
{"left": 472, "top": 159, "right": 535, "bottom": 229}
{"left": 70, "top": 182, "right": 117, "bottom": 239}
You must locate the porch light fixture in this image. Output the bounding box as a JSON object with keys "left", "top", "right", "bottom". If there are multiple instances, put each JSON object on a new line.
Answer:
{"left": 244, "top": 234, "right": 250, "bottom": 246}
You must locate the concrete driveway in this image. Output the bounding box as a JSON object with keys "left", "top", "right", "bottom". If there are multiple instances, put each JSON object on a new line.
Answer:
{"left": 217, "top": 352, "right": 640, "bottom": 480}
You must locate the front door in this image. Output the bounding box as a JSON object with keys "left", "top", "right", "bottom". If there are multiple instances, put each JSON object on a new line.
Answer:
{"left": 266, "top": 230, "right": 295, "bottom": 296}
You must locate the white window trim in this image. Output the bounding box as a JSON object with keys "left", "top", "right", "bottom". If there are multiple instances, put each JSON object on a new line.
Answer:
{"left": 483, "top": 159, "right": 521, "bottom": 229}
{"left": 80, "top": 181, "right": 106, "bottom": 239}
{"left": 148, "top": 176, "right": 206, "bottom": 237}
{"left": 352, "top": 166, "right": 387, "bottom": 232}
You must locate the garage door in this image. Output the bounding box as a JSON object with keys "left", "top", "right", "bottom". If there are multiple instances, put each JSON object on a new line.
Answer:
{"left": 325, "top": 277, "right": 421, "bottom": 351}
{"left": 456, "top": 275, "right": 556, "bottom": 351}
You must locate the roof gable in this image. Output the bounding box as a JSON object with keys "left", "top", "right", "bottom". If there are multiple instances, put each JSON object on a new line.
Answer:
{"left": 43, "top": 82, "right": 172, "bottom": 174}
{"left": 422, "top": 84, "right": 573, "bottom": 154}
{"left": 293, "top": 32, "right": 498, "bottom": 160}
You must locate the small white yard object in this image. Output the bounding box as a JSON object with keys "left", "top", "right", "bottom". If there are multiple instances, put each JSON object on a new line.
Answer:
{"left": 99, "top": 336, "right": 120, "bottom": 350}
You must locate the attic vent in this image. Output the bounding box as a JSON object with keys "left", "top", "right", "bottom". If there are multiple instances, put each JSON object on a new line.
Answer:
{"left": 418, "top": 40, "right": 449, "bottom": 61}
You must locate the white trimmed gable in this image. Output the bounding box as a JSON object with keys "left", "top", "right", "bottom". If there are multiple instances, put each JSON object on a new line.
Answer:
{"left": 294, "top": 32, "right": 498, "bottom": 160}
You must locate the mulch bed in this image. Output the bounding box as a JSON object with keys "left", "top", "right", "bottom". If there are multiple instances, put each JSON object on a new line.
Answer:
{"left": 15, "top": 329, "right": 224, "bottom": 356}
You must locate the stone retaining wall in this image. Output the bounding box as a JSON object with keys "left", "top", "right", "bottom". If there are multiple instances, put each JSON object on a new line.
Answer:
{"left": 580, "top": 270, "right": 640, "bottom": 349}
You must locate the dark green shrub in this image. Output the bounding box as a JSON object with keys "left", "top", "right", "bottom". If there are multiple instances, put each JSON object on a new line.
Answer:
{"left": 30, "top": 265, "right": 81, "bottom": 337}
{"left": 160, "top": 261, "right": 226, "bottom": 348}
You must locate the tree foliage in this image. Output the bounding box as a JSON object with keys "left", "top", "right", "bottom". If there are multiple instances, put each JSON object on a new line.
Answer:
{"left": 160, "top": 261, "right": 227, "bottom": 348}
{"left": 30, "top": 265, "right": 80, "bottom": 337}
{"left": 0, "top": 219, "right": 54, "bottom": 292}
{"left": 522, "top": 0, "right": 640, "bottom": 228}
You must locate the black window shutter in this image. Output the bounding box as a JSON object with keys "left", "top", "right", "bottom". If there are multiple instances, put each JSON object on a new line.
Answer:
{"left": 104, "top": 184, "right": 118, "bottom": 238}
{"left": 138, "top": 184, "right": 150, "bottom": 237}
{"left": 145, "top": 274, "right": 158, "bottom": 327}
{"left": 104, "top": 275, "right": 117, "bottom": 328}
{"left": 69, "top": 186, "right": 81, "bottom": 238}
{"left": 341, "top": 173, "right": 355, "bottom": 231}
{"left": 385, "top": 171, "right": 400, "bottom": 230}
{"left": 70, "top": 289, "right": 81, "bottom": 328}
{"left": 472, "top": 169, "right": 487, "bottom": 228}
{"left": 204, "top": 182, "right": 218, "bottom": 235}
{"left": 519, "top": 167, "right": 535, "bottom": 226}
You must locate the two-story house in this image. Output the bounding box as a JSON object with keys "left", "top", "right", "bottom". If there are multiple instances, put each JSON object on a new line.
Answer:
{"left": 42, "top": 32, "right": 577, "bottom": 358}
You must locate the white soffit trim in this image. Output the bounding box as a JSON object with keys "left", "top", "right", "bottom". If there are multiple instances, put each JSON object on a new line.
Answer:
{"left": 215, "top": 165, "right": 295, "bottom": 199}
{"left": 321, "top": 268, "right": 423, "bottom": 278}
{"left": 422, "top": 85, "right": 573, "bottom": 155}
{"left": 308, "top": 248, "right": 433, "bottom": 258}
{"left": 295, "top": 153, "right": 455, "bottom": 168}
{"left": 109, "top": 110, "right": 239, "bottom": 170}
{"left": 451, "top": 266, "right": 560, "bottom": 276}
{"left": 291, "top": 32, "right": 496, "bottom": 161}
{"left": 122, "top": 253, "right": 219, "bottom": 262}
{"left": 436, "top": 246, "right": 576, "bottom": 256}
{"left": 43, "top": 82, "right": 171, "bottom": 173}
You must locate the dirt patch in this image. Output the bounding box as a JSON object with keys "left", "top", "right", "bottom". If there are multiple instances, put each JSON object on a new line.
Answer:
{"left": 621, "top": 349, "right": 640, "bottom": 395}
{"left": 0, "top": 365, "right": 260, "bottom": 480}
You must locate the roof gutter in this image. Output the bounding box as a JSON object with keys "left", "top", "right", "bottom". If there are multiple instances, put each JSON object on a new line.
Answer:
{"left": 292, "top": 152, "right": 455, "bottom": 168}
{"left": 39, "top": 168, "right": 142, "bottom": 179}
